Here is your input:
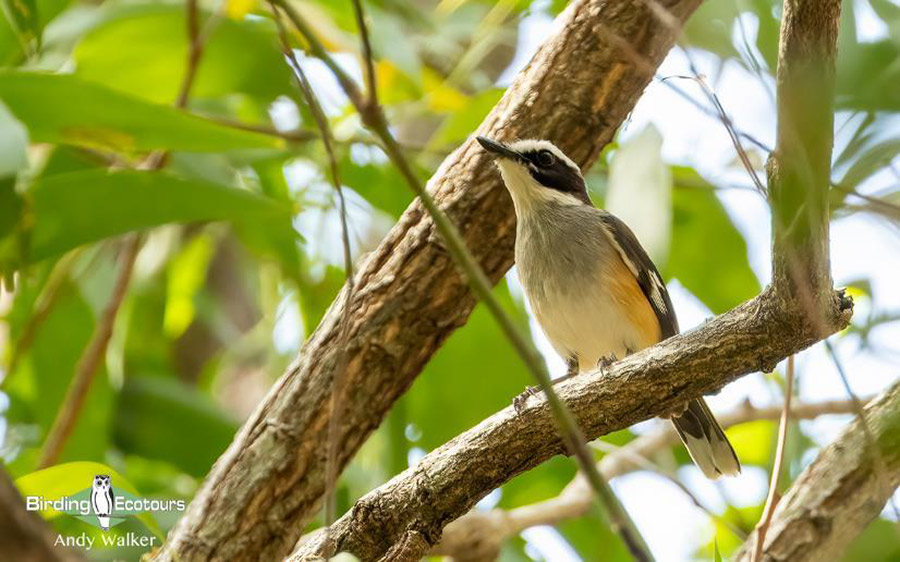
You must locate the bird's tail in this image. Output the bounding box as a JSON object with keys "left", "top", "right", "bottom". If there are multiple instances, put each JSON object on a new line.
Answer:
{"left": 97, "top": 515, "right": 110, "bottom": 530}
{"left": 671, "top": 398, "right": 741, "bottom": 479}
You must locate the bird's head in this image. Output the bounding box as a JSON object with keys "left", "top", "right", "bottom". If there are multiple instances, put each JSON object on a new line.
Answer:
{"left": 476, "top": 136, "right": 590, "bottom": 212}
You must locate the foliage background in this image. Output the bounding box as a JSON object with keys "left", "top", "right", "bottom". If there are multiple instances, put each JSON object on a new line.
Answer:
{"left": 0, "top": 0, "right": 899, "bottom": 560}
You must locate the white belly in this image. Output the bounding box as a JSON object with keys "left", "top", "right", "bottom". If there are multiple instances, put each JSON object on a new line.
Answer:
{"left": 528, "top": 275, "right": 650, "bottom": 371}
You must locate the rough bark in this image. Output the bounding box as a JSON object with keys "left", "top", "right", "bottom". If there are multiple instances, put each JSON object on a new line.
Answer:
{"left": 734, "top": 381, "right": 900, "bottom": 562}
{"left": 433, "top": 398, "right": 867, "bottom": 560}
{"left": 149, "top": 0, "right": 702, "bottom": 560}
{"left": 290, "top": 287, "right": 852, "bottom": 561}
{"left": 0, "top": 467, "right": 84, "bottom": 562}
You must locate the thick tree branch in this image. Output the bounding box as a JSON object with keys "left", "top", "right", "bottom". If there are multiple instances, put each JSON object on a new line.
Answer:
{"left": 768, "top": 0, "right": 841, "bottom": 315}
{"left": 149, "top": 1, "right": 703, "bottom": 560}
{"left": 734, "top": 380, "right": 900, "bottom": 562}
{"left": 432, "top": 397, "right": 867, "bottom": 560}
{"left": 0, "top": 467, "right": 83, "bottom": 562}
{"left": 290, "top": 287, "right": 852, "bottom": 561}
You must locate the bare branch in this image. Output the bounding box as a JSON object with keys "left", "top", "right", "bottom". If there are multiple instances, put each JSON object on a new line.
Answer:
{"left": 734, "top": 380, "right": 900, "bottom": 561}
{"left": 433, "top": 397, "right": 866, "bottom": 559}
{"left": 0, "top": 467, "right": 84, "bottom": 562}
{"left": 351, "top": 0, "right": 378, "bottom": 109}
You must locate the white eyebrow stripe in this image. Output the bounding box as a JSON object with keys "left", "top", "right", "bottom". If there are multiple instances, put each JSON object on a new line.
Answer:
{"left": 507, "top": 139, "right": 580, "bottom": 173}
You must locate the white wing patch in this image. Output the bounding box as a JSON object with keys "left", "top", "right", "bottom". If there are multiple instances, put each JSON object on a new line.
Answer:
{"left": 648, "top": 271, "right": 668, "bottom": 313}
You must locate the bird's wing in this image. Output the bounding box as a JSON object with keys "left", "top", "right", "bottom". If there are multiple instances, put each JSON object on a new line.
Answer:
{"left": 108, "top": 486, "right": 115, "bottom": 513}
{"left": 598, "top": 212, "right": 679, "bottom": 339}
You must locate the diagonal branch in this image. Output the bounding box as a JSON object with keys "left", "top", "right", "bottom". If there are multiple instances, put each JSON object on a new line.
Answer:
{"left": 0, "top": 467, "right": 84, "bottom": 562}
{"left": 733, "top": 380, "right": 900, "bottom": 561}
{"left": 433, "top": 397, "right": 867, "bottom": 560}
{"left": 290, "top": 287, "right": 852, "bottom": 561}
{"left": 149, "top": 1, "right": 704, "bottom": 560}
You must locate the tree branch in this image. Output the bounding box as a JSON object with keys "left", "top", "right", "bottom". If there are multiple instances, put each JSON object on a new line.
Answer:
{"left": 148, "top": 1, "right": 704, "bottom": 560}
{"left": 0, "top": 467, "right": 84, "bottom": 562}
{"left": 769, "top": 0, "right": 841, "bottom": 314}
{"left": 290, "top": 287, "right": 852, "bottom": 561}
{"left": 734, "top": 380, "right": 900, "bottom": 561}
{"left": 432, "top": 397, "right": 867, "bottom": 560}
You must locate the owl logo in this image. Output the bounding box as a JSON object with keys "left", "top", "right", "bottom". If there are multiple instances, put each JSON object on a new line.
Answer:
{"left": 90, "top": 474, "right": 115, "bottom": 531}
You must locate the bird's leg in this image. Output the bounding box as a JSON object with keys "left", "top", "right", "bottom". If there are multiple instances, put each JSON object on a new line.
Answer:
{"left": 596, "top": 352, "right": 618, "bottom": 376}
{"left": 513, "top": 356, "right": 579, "bottom": 414}
{"left": 660, "top": 400, "right": 690, "bottom": 419}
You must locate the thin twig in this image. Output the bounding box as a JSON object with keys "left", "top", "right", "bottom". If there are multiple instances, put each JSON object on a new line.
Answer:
{"left": 663, "top": 72, "right": 767, "bottom": 196}
{"left": 38, "top": 236, "right": 141, "bottom": 467}
{"left": 269, "top": 2, "right": 357, "bottom": 547}
{"left": 38, "top": 0, "right": 208, "bottom": 469}
{"left": 271, "top": 1, "right": 655, "bottom": 559}
{"left": 350, "top": 0, "right": 378, "bottom": 109}
{"left": 753, "top": 355, "right": 794, "bottom": 561}
{"left": 824, "top": 339, "right": 900, "bottom": 520}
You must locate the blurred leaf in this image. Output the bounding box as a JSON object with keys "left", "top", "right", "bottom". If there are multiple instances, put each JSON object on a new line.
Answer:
{"left": 843, "top": 517, "right": 900, "bottom": 561}
{"left": 339, "top": 150, "right": 411, "bottom": 217}
{"left": 683, "top": 1, "right": 740, "bottom": 60}
{"left": 0, "top": 100, "right": 28, "bottom": 176}
{"left": 714, "top": 539, "right": 723, "bottom": 562}
{"left": 165, "top": 234, "right": 215, "bottom": 338}
{"left": 432, "top": 88, "right": 502, "bottom": 147}
{"left": 368, "top": 5, "right": 422, "bottom": 85}
{"left": 726, "top": 419, "right": 776, "bottom": 466}
{"left": 1, "top": 0, "right": 40, "bottom": 50}
{"left": 0, "top": 71, "right": 282, "bottom": 154}
{"left": 1, "top": 169, "right": 298, "bottom": 270}
{"left": 669, "top": 167, "right": 760, "bottom": 314}
{"left": 836, "top": 40, "right": 900, "bottom": 111}
{"left": 14, "top": 461, "right": 161, "bottom": 537}
{"left": 113, "top": 376, "right": 238, "bottom": 477}
{"left": 839, "top": 138, "right": 900, "bottom": 189}
{"left": 558, "top": 504, "right": 632, "bottom": 562}
{"left": 3, "top": 279, "right": 113, "bottom": 466}
{"left": 404, "top": 282, "right": 532, "bottom": 451}
{"left": 607, "top": 125, "right": 672, "bottom": 265}
{"left": 74, "top": 5, "right": 293, "bottom": 105}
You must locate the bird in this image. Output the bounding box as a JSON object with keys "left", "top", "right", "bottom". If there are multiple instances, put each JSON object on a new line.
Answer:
{"left": 90, "top": 474, "right": 115, "bottom": 530}
{"left": 477, "top": 135, "right": 741, "bottom": 479}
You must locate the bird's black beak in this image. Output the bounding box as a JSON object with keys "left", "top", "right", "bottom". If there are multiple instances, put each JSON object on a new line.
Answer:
{"left": 476, "top": 136, "right": 520, "bottom": 160}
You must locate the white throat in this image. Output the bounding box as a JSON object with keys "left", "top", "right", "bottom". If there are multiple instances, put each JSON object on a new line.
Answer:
{"left": 496, "top": 160, "right": 583, "bottom": 215}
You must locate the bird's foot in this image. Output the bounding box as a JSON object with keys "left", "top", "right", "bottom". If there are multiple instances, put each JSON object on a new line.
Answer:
{"left": 596, "top": 352, "right": 618, "bottom": 375}
{"left": 660, "top": 401, "right": 690, "bottom": 419}
{"left": 513, "top": 385, "right": 541, "bottom": 414}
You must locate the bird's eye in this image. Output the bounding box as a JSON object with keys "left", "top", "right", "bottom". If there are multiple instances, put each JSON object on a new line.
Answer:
{"left": 537, "top": 150, "right": 555, "bottom": 167}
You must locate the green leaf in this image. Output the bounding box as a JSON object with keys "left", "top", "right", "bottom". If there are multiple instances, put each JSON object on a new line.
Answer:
{"left": 403, "top": 282, "right": 533, "bottom": 451}
{"left": 606, "top": 125, "right": 672, "bottom": 265}
{"left": 1, "top": 0, "right": 40, "bottom": 50}
{"left": 669, "top": 167, "right": 761, "bottom": 314}
{"left": 0, "top": 71, "right": 282, "bottom": 154}
{"left": 843, "top": 517, "right": 900, "bottom": 561}
{"left": 74, "top": 5, "right": 293, "bottom": 104}
{"left": 113, "top": 375, "right": 238, "bottom": 477}
{"left": 836, "top": 40, "right": 900, "bottom": 111}
{"left": 0, "top": 100, "right": 28, "bottom": 176}
{"left": 14, "top": 461, "right": 162, "bottom": 538}
{"left": 432, "top": 88, "right": 503, "bottom": 147}
{"left": 3, "top": 278, "right": 114, "bottom": 466}
{"left": 3, "top": 169, "right": 298, "bottom": 269}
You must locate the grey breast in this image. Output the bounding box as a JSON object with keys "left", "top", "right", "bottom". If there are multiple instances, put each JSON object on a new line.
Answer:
{"left": 514, "top": 203, "right": 613, "bottom": 302}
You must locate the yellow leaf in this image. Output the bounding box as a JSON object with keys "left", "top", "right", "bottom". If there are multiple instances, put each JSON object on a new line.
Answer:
{"left": 225, "top": 0, "right": 257, "bottom": 19}
{"left": 423, "top": 68, "right": 468, "bottom": 112}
